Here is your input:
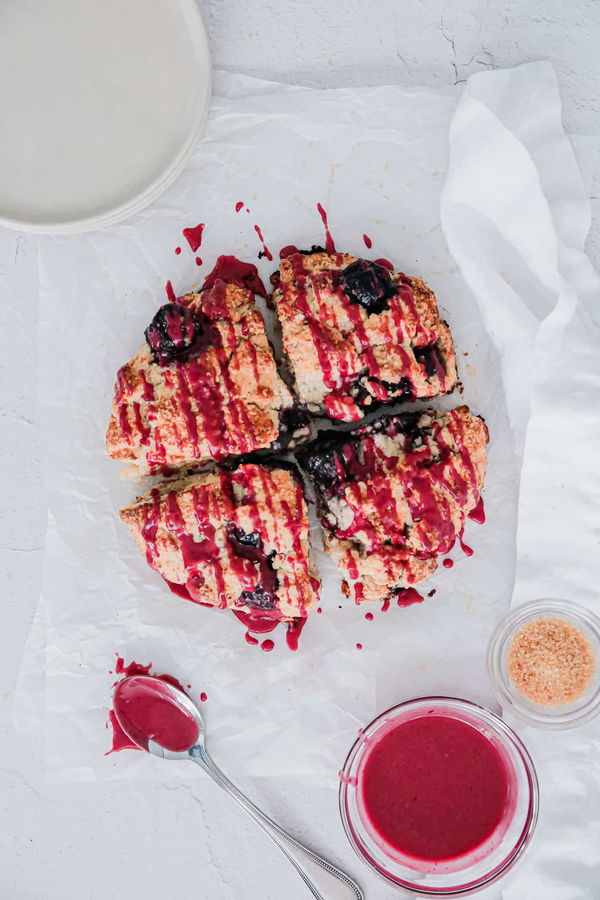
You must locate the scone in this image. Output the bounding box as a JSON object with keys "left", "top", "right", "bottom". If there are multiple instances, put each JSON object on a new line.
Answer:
{"left": 120, "top": 463, "right": 320, "bottom": 623}
{"left": 270, "top": 249, "right": 457, "bottom": 421}
{"left": 299, "top": 406, "right": 488, "bottom": 604}
{"left": 106, "top": 280, "right": 312, "bottom": 474}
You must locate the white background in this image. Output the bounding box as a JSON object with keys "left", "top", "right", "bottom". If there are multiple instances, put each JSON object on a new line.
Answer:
{"left": 1, "top": 2, "right": 599, "bottom": 898}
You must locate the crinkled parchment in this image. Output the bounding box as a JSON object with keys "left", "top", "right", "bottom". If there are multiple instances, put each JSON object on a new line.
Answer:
{"left": 16, "top": 71, "right": 600, "bottom": 899}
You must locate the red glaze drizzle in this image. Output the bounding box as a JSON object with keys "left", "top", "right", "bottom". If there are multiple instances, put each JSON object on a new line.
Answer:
{"left": 468, "top": 496, "right": 486, "bottom": 524}
{"left": 458, "top": 530, "right": 474, "bottom": 557}
{"left": 286, "top": 616, "right": 307, "bottom": 651}
{"left": 203, "top": 255, "right": 267, "bottom": 298}
{"left": 396, "top": 587, "right": 424, "bottom": 607}
{"left": 280, "top": 244, "right": 299, "bottom": 259}
{"left": 253, "top": 224, "right": 273, "bottom": 261}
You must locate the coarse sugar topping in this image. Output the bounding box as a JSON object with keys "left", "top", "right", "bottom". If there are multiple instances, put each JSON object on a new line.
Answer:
{"left": 507, "top": 617, "right": 595, "bottom": 707}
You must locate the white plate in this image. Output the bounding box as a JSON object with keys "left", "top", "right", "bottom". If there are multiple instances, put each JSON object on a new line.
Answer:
{"left": 0, "top": 0, "right": 211, "bottom": 234}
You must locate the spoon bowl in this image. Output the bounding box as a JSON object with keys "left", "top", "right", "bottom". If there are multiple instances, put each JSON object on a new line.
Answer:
{"left": 113, "top": 675, "right": 206, "bottom": 760}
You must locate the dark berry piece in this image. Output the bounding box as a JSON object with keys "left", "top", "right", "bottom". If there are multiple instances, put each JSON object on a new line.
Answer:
{"left": 414, "top": 343, "right": 445, "bottom": 379}
{"left": 145, "top": 303, "right": 218, "bottom": 366}
{"left": 340, "top": 259, "right": 397, "bottom": 315}
{"left": 380, "top": 377, "right": 415, "bottom": 402}
{"left": 301, "top": 448, "right": 342, "bottom": 496}
{"left": 299, "top": 245, "right": 327, "bottom": 255}
{"left": 226, "top": 525, "right": 278, "bottom": 609}
{"left": 145, "top": 303, "right": 197, "bottom": 364}
{"left": 240, "top": 584, "right": 277, "bottom": 610}
{"left": 274, "top": 405, "right": 313, "bottom": 450}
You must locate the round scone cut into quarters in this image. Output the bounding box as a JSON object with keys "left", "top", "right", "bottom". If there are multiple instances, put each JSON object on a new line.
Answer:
{"left": 299, "top": 406, "right": 488, "bottom": 604}
{"left": 119, "top": 463, "right": 321, "bottom": 622}
{"left": 271, "top": 250, "right": 457, "bottom": 422}
{"left": 106, "top": 279, "right": 312, "bottom": 476}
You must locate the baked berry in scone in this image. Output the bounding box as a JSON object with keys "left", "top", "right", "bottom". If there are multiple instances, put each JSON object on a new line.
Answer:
{"left": 270, "top": 250, "right": 457, "bottom": 421}
{"left": 299, "top": 406, "right": 488, "bottom": 604}
{"left": 106, "top": 280, "right": 312, "bottom": 474}
{"left": 120, "top": 463, "right": 320, "bottom": 623}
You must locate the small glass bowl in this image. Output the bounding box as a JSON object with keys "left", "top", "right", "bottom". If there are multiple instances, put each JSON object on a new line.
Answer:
{"left": 487, "top": 599, "right": 600, "bottom": 730}
{"left": 339, "top": 697, "right": 539, "bottom": 896}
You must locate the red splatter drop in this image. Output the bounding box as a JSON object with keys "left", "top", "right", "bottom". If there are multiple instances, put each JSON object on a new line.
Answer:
{"left": 356, "top": 643, "right": 363, "bottom": 650}
{"left": 443, "top": 558, "right": 454, "bottom": 569}
{"left": 174, "top": 247, "right": 181, "bottom": 255}
{"left": 200, "top": 692, "right": 208, "bottom": 702}
{"left": 235, "top": 201, "right": 244, "bottom": 212}
{"left": 245, "top": 632, "right": 259, "bottom": 645}
{"left": 365, "top": 612, "right": 374, "bottom": 621}
{"left": 316, "top": 203, "right": 336, "bottom": 253}
{"left": 317, "top": 607, "right": 322, "bottom": 614}
{"left": 165, "top": 280, "right": 176, "bottom": 303}
{"left": 195, "top": 256, "right": 202, "bottom": 266}
{"left": 261, "top": 639, "right": 275, "bottom": 652}
{"left": 363, "top": 234, "right": 372, "bottom": 249}
{"left": 381, "top": 599, "right": 391, "bottom": 612}
{"left": 182, "top": 223, "right": 205, "bottom": 253}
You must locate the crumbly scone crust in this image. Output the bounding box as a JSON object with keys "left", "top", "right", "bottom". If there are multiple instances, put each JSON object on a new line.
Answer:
{"left": 106, "top": 283, "right": 306, "bottom": 474}
{"left": 120, "top": 463, "right": 320, "bottom": 620}
{"left": 300, "top": 405, "right": 488, "bottom": 603}
{"left": 271, "top": 251, "right": 457, "bottom": 420}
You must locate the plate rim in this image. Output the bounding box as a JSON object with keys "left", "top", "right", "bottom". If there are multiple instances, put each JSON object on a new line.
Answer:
{"left": 0, "top": 0, "right": 212, "bottom": 235}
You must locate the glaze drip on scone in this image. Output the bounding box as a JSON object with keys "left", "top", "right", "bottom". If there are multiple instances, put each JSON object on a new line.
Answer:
{"left": 271, "top": 249, "right": 457, "bottom": 421}
{"left": 106, "top": 267, "right": 311, "bottom": 474}
{"left": 299, "top": 406, "right": 488, "bottom": 604}
{"left": 120, "top": 464, "right": 320, "bottom": 624}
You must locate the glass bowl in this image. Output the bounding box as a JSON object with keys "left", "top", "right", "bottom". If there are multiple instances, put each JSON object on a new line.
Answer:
{"left": 339, "top": 697, "right": 538, "bottom": 896}
{"left": 487, "top": 599, "right": 600, "bottom": 730}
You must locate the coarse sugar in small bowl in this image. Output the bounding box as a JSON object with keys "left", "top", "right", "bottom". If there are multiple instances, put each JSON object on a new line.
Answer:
{"left": 488, "top": 599, "right": 600, "bottom": 730}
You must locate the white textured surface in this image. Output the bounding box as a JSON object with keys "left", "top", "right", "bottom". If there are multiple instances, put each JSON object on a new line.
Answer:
{"left": 1, "top": 2, "right": 599, "bottom": 898}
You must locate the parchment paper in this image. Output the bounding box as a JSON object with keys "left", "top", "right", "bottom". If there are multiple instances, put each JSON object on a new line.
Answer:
{"left": 16, "top": 63, "right": 597, "bottom": 868}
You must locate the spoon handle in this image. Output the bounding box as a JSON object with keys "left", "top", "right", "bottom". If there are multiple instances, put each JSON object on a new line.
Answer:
{"left": 190, "top": 748, "right": 364, "bottom": 900}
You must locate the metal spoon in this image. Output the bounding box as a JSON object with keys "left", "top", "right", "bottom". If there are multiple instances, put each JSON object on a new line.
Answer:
{"left": 113, "top": 675, "right": 364, "bottom": 900}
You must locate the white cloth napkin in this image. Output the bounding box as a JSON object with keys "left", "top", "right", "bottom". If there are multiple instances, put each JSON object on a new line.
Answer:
{"left": 442, "top": 60, "right": 600, "bottom": 900}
